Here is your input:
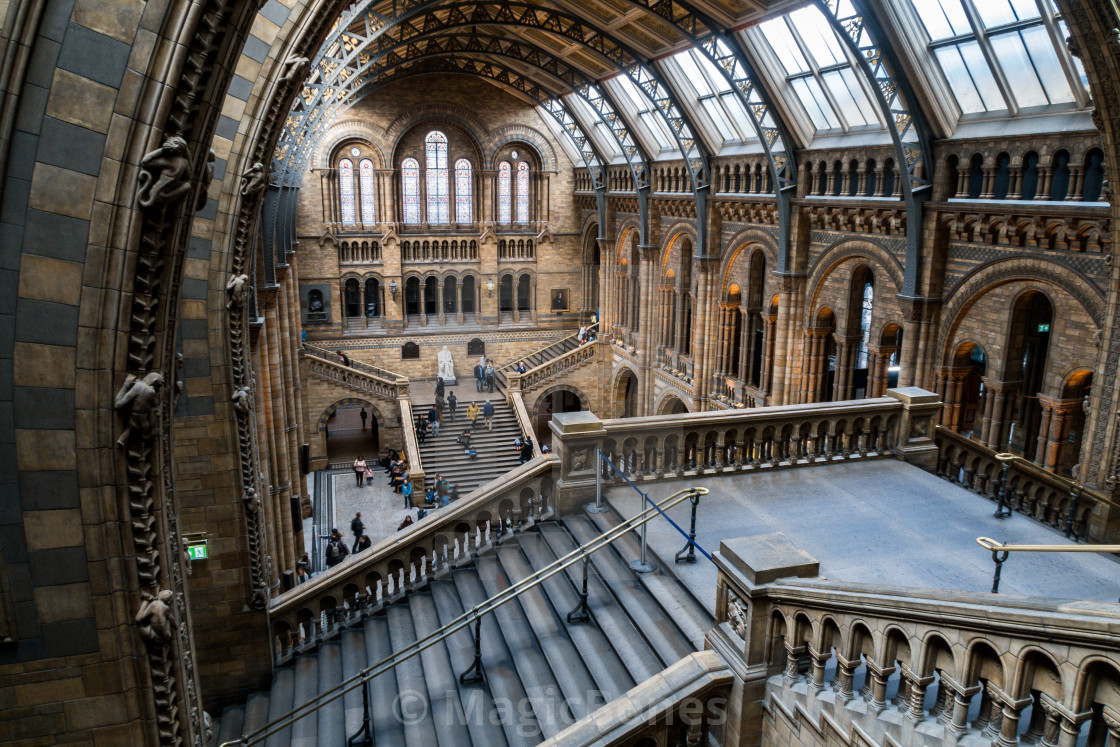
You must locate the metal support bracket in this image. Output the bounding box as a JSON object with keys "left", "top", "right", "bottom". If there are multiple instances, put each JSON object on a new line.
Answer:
{"left": 566, "top": 556, "right": 592, "bottom": 624}
{"left": 459, "top": 616, "right": 485, "bottom": 685}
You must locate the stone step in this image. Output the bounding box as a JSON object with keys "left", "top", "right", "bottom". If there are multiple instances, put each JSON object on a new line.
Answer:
{"left": 263, "top": 667, "right": 294, "bottom": 747}
{"left": 315, "top": 642, "right": 344, "bottom": 747}
{"left": 387, "top": 605, "right": 441, "bottom": 747}
{"left": 340, "top": 629, "right": 367, "bottom": 740}
{"left": 408, "top": 592, "right": 475, "bottom": 747}
{"left": 364, "top": 615, "right": 406, "bottom": 747}
{"left": 215, "top": 706, "right": 245, "bottom": 746}
{"left": 289, "top": 653, "right": 318, "bottom": 747}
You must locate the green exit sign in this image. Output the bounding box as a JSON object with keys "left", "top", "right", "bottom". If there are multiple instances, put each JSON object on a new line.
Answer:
{"left": 1037, "top": 323, "right": 1050, "bottom": 332}
{"left": 187, "top": 542, "right": 208, "bottom": 561}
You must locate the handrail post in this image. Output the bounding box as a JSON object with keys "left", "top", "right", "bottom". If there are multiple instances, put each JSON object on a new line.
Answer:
{"left": 588, "top": 447, "right": 608, "bottom": 513}
{"left": 675, "top": 494, "right": 701, "bottom": 564}
{"left": 1064, "top": 482, "right": 1082, "bottom": 539}
{"left": 989, "top": 549, "right": 1009, "bottom": 593}
{"left": 630, "top": 492, "right": 656, "bottom": 574}
{"left": 346, "top": 678, "right": 373, "bottom": 746}
{"left": 994, "top": 453, "right": 1014, "bottom": 519}
{"left": 459, "top": 615, "right": 485, "bottom": 685}
{"left": 566, "top": 555, "right": 591, "bottom": 623}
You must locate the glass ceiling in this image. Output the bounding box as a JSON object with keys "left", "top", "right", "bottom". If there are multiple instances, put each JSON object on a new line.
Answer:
{"left": 541, "top": 0, "right": 1093, "bottom": 166}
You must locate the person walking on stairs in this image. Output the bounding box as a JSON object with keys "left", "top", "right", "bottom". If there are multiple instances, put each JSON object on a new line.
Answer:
{"left": 427, "top": 405, "right": 440, "bottom": 437}
{"left": 350, "top": 512, "right": 364, "bottom": 553}
{"left": 483, "top": 399, "right": 494, "bottom": 431}
{"left": 434, "top": 392, "right": 445, "bottom": 424}
{"left": 467, "top": 401, "right": 479, "bottom": 430}
{"left": 352, "top": 456, "right": 366, "bottom": 488}
{"left": 448, "top": 391, "right": 458, "bottom": 421}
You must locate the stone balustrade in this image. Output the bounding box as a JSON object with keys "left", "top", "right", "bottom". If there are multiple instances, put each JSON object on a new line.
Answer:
{"left": 549, "top": 389, "right": 941, "bottom": 507}
{"left": 267, "top": 457, "right": 559, "bottom": 663}
{"left": 936, "top": 203, "right": 1110, "bottom": 253}
{"left": 400, "top": 236, "right": 479, "bottom": 263}
{"left": 507, "top": 340, "right": 597, "bottom": 394}
{"left": 935, "top": 426, "right": 1120, "bottom": 543}
{"left": 707, "top": 533, "right": 1120, "bottom": 747}
{"left": 303, "top": 344, "right": 407, "bottom": 390}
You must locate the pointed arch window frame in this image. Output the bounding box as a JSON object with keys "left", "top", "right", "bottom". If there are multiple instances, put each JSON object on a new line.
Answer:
{"left": 498, "top": 160, "right": 512, "bottom": 224}
{"left": 425, "top": 131, "right": 449, "bottom": 224}
{"left": 402, "top": 157, "right": 420, "bottom": 225}
{"left": 454, "top": 158, "right": 472, "bottom": 224}
{"left": 339, "top": 158, "right": 356, "bottom": 226}
{"left": 358, "top": 158, "right": 375, "bottom": 224}
{"left": 515, "top": 161, "right": 530, "bottom": 225}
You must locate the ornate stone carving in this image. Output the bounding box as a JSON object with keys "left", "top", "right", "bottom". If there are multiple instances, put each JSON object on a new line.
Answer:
{"left": 570, "top": 447, "right": 588, "bottom": 472}
{"left": 231, "top": 386, "right": 252, "bottom": 414}
{"left": 726, "top": 588, "right": 749, "bottom": 640}
{"left": 279, "top": 54, "right": 309, "bottom": 85}
{"left": 135, "top": 588, "right": 178, "bottom": 644}
{"left": 240, "top": 161, "right": 268, "bottom": 196}
{"left": 137, "top": 136, "right": 194, "bottom": 210}
{"left": 115, "top": 372, "right": 165, "bottom": 447}
{"left": 195, "top": 148, "right": 215, "bottom": 213}
{"left": 226, "top": 273, "right": 250, "bottom": 311}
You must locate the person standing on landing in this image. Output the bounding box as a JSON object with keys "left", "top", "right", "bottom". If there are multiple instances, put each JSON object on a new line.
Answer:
{"left": 350, "top": 512, "right": 364, "bottom": 552}
{"left": 352, "top": 455, "right": 366, "bottom": 488}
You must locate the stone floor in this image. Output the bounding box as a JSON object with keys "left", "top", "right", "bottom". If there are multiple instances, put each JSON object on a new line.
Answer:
{"left": 330, "top": 470, "right": 422, "bottom": 551}
{"left": 605, "top": 459, "right": 1120, "bottom": 612}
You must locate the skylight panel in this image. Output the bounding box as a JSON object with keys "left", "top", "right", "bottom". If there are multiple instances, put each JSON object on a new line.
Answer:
{"left": 822, "top": 68, "right": 873, "bottom": 127}
{"left": 911, "top": 0, "right": 971, "bottom": 41}
{"left": 674, "top": 52, "right": 712, "bottom": 96}
{"left": 791, "top": 77, "right": 839, "bottom": 129}
{"left": 760, "top": 18, "right": 809, "bottom": 75}
{"left": 790, "top": 7, "right": 845, "bottom": 68}
{"left": 975, "top": 0, "right": 1040, "bottom": 28}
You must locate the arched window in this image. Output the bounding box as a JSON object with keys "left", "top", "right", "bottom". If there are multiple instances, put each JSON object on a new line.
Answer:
{"left": 359, "top": 159, "right": 375, "bottom": 224}
{"left": 339, "top": 159, "right": 356, "bottom": 225}
{"left": 857, "top": 280, "right": 873, "bottom": 369}
{"left": 455, "top": 159, "right": 472, "bottom": 223}
{"left": 498, "top": 161, "right": 512, "bottom": 223}
{"left": 425, "top": 132, "right": 449, "bottom": 223}
{"left": 516, "top": 161, "right": 530, "bottom": 224}
{"left": 402, "top": 158, "right": 420, "bottom": 224}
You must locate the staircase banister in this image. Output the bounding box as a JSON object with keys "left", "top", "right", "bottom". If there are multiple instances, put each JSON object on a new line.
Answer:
{"left": 600, "top": 395, "right": 904, "bottom": 433}
{"left": 537, "top": 651, "right": 733, "bottom": 747}
{"left": 231, "top": 483, "right": 710, "bottom": 747}
{"left": 398, "top": 396, "right": 425, "bottom": 490}
{"left": 517, "top": 338, "right": 598, "bottom": 390}
{"left": 302, "top": 342, "right": 406, "bottom": 384}
{"left": 508, "top": 389, "right": 541, "bottom": 457}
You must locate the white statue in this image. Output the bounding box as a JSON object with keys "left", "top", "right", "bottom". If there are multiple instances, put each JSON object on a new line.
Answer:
{"left": 437, "top": 346, "right": 455, "bottom": 382}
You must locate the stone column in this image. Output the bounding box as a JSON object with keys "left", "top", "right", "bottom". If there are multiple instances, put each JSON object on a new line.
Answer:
{"left": 438, "top": 277, "right": 447, "bottom": 325}
{"left": 1035, "top": 397, "right": 1055, "bottom": 465}
{"left": 771, "top": 276, "right": 793, "bottom": 404}
{"left": 761, "top": 314, "right": 777, "bottom": 397}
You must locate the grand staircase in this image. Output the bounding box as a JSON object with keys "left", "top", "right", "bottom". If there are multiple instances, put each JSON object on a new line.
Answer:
{"left": 212, "top": 508, "right": 713, "bottom": 746}
{"left": 418, "top": 396, "right": 525, "bottom": 495}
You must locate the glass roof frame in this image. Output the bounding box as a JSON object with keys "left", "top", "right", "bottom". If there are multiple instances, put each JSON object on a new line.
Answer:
{"left": 903, "top": 0, "right": 1090, "bottom": 118}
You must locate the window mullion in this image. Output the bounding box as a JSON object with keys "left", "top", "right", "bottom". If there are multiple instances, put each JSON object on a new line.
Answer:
{"left": 1032, "top": 0, "right": 1091, "bottom": 108}
{"left": 959, "top": 0, "right": 1019, "bottom": 116}
{"left": 829, "top": 21, "right": 888, "bottom": 129}
{"left": 786, "top": 19, "right": 852, "bottom": 132}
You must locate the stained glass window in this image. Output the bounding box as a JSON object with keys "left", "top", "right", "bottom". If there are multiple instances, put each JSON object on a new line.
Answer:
{"left": 425, "top": 131, "right": 449, "bottom": 224}
{"left": 358, "top": 158, "right": 375, "bottom": 224}
{"left": 498, "top": 161, "right": 511, "bottom": 223}
{"left": 339, "top": 159, "right": 356, "bottom": 225}
{"left": 454, "top": 159, "right": 472, "bottom": 223}
{"left": 402, "top": 157, "right": 420, "bottom": 224}
{"left": 857, "top": 281, "right": 873, "bottom": 369}
{"left": 515, "top": 161, "right": 529, "bottom": 224}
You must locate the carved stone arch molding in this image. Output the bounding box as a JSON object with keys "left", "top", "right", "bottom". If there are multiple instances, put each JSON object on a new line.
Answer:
{"left": 615, "top": 221, "right": 641, "bottom": 259}
{"left": 662, "top": 221, "right": 700, "bottom": 255}
{"left": 487, "top": 124, "right": 558, "bottom": 170}
{"left": 316, "top": 120, "right": 390, "bottom": 169}
{"left": 720, "top": 229, "right": 780, "bottom": 291}
{"left": 317, "top": 397, "right": 389, "bottom": 433}
{"left": 532, "top": 384, "right": 591, "bottom": 416}
{"left": 807, "top": 239, "right": 907, "bottom": 302}
{"left": 936, "top": 257, "right": 1106, "bottom": 364}
{"left": 383, "top": 102, "right": 491, "bottom": 157}
{"left": 654, "top": 389, "right": 692, "bottom": 415}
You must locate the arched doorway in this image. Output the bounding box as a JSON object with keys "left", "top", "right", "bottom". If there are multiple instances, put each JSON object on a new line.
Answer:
{"left": 461, "top": 276, "right": 476, "bottom": 317}
{"left": 847, "top": 267, "right": 874, "bottom": 400}
{"left": 658, "top": 395, "right": 687, "bottom": 415}
{"left": 534, "top": 388, "right": 584, "bottom": 444}
{"left": 1055, "top": 369, "right": 1092, "bottom": 476}
{"left": 405, "top": 276, "right": 421, "bottom": 316}
{"left": 616, "top": 369, "right": 638, "bottom": 418}
{"left": 807, "top": 307, "right": 837, "bottom": 403}
{"left": 1005, "top": 291, "right": 1053, "bottom": 456}
{"left": 442, "top": 276, "right": 457, "bottom": 315}
{"left": 344, "top": 278, "right": 361, "bottom": 318}
{"left": 946, "top": 341, "right": 986, "bottom": 437}
{"left": 364, "top": 278, "right": 380, "bottom": 318}
{"left": 324, "top": 401, "right": 380, "bottom": 467}
{"left": 517, "top": 273, "right": 532, "bottom": 312}
{"left": 499, "top": 274, "right": 514, "bottom": 317}
{"left": 423, "top": 276, "right": 438, "bottom": 316}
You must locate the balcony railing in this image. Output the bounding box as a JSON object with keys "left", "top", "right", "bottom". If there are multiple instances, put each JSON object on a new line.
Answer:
{"left": 935, "top": 426, "right": 1119, "bottom": 543}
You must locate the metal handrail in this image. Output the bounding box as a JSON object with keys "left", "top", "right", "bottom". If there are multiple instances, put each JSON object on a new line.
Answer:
{"left": 977, "top": 536, "right": 1120, "bottom": 595}
{"left": 303, "top": 342, "right": 406, "bottom": 383}
{"left": 220, "top": 484, "right": 709, "bottom": 747}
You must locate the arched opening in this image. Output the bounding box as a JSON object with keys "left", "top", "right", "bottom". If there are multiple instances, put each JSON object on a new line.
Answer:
{"left": 747, "top": 251, "right": 767, "bottom": 388}
{"left": 344, "top": 278, "right": 361, "bottom": 318}
{"left": 847, "top": 267, "right": 874, "bottom": 399}
{"left": 968, "top": 154, "right": 984, "bottom": 199}
{"left": 811, "top": 307, "right": 837, "bottom": 403}
{"left": 993, "top": 152, "right": 1011, "bottom": 200}
{"left": 948, "top": 341, "right": 987, "bottom": 438}
{"left": 1084, "top": 148, "right": 1106, "bottom": 202}
{"left": 659, "top": 395, "right": 687, "bottom": 415}
{"left": 442, "top": 276, "right": 457, "bottom": 315}
{"left": 1003, "top": 291, "right": 1053, "bottom": 458}
{"left": 517, "top": 273, "right": 532, "bottom": 312}
{"left": 1050, "top": 150, "right": 1071, "bottom": 201}
{"left": 423, "top": 276, "right": 438, "bottom": 316}
{"left": 535, "top": 389, "right": 583, "bottom": 444}
{"left": 324, "top": 403, "right": 380, "bottom": 467}
{"left": 1057, "top": 369, "right": 1092, "bottom": 477}
{"left": 499, "top": 274, "right": 514, "bottom": 315}
{"left": 616, "top": 369, "right": 639, "bottom": 418}
{"left": 1021, "top": 151, "right": 1040, "bottom": 200}
{"left": 405, "top": 277, "right": 421, "bottom": 317}
{"left": 461, "top": 276, "right": 476, "bottom": 316}
{"left": 364, "top": 278, "right": 380, "bottom": 317}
